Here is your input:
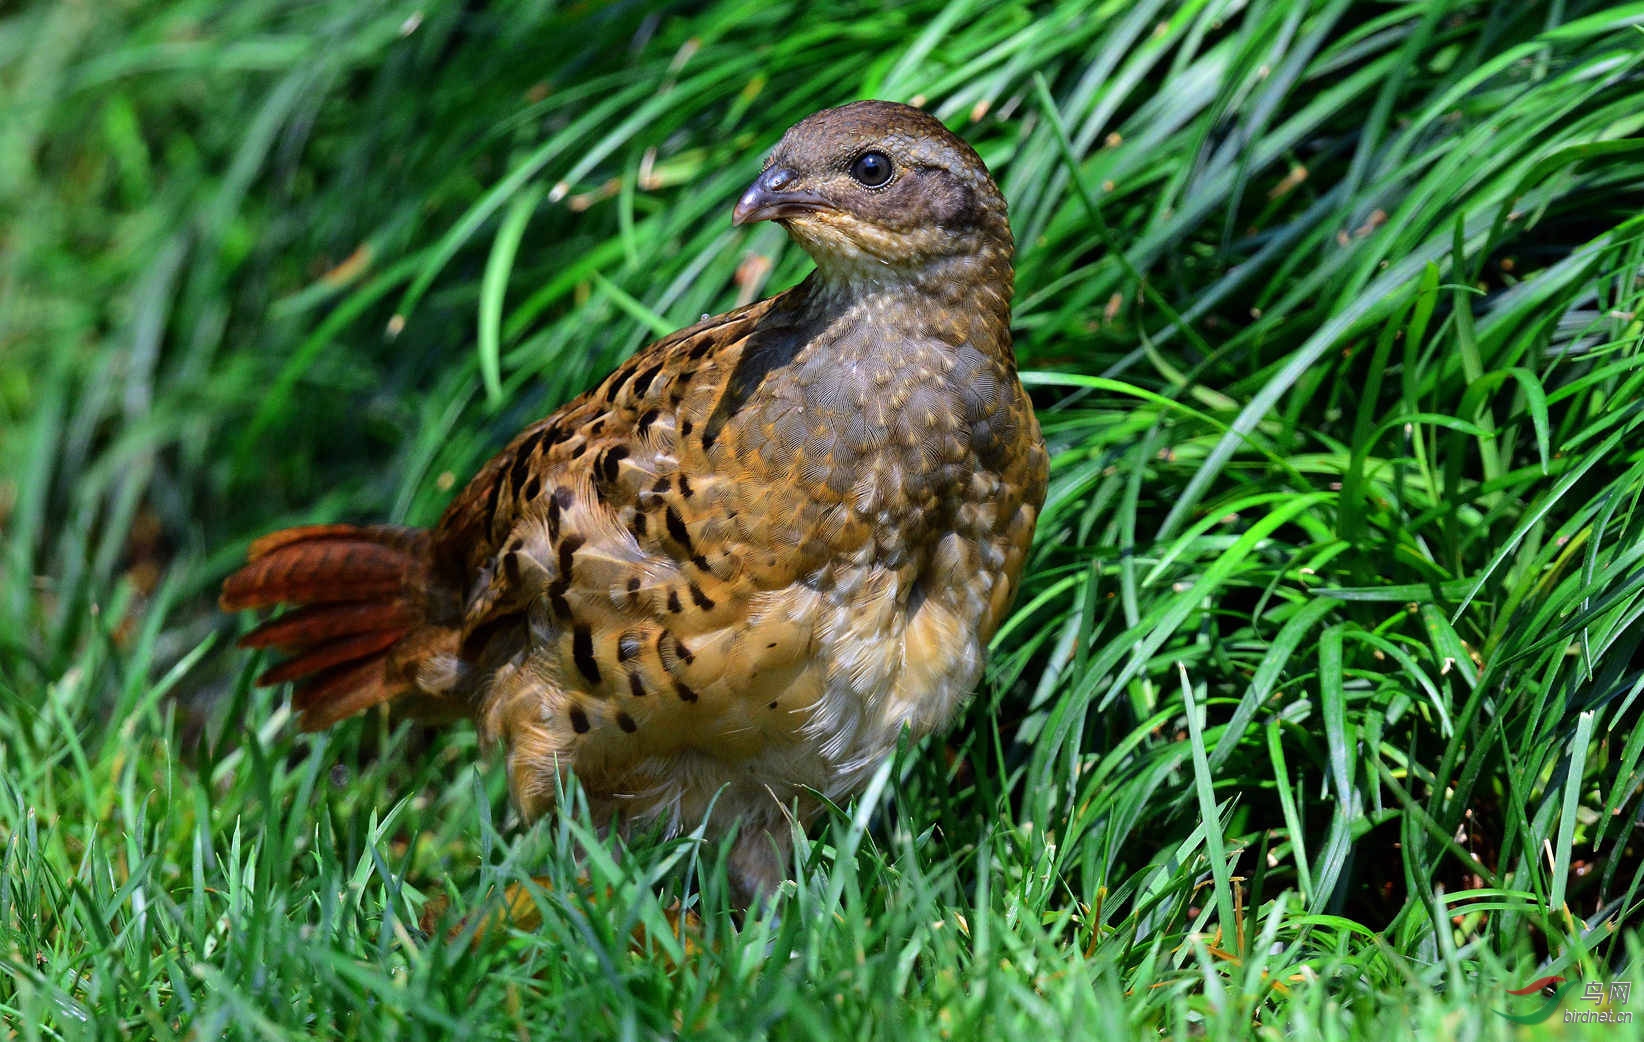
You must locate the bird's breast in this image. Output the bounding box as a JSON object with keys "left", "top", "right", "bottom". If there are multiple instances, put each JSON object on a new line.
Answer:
{"left": 716, "top": 334, "right": 1012, "bottom": 530}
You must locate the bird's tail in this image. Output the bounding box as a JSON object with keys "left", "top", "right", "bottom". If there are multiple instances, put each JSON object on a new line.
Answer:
{"left": 220, "top": 524, "right": 459, "bottom": 731}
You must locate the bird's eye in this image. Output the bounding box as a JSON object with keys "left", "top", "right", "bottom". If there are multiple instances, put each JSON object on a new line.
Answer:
{"left": 849, "top": 151, "right": 893, "bottom": 188}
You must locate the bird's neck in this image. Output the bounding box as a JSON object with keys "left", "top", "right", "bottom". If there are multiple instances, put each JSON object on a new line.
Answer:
{"left": 798, "top": 243, "right": 1015, "bottom": 359}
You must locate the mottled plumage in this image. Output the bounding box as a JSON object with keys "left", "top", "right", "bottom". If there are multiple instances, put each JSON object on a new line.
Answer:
{"left": 221, "top": 101, "right": 1047, "bottom": 903}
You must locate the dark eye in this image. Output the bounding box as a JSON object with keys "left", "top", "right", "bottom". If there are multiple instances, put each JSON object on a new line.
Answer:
{"left": 849, "top": 151, "right": 893, "bottom": 188}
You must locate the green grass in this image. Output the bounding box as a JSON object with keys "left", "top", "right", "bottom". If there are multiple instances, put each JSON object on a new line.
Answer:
{"left": 5, "top": 0, "right": 1644, "bottom": 1037}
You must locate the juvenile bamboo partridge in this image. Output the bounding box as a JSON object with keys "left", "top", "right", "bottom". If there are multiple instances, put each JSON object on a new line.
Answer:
{"left": 221, "top": 100, "right": 1048, "bottom": 904}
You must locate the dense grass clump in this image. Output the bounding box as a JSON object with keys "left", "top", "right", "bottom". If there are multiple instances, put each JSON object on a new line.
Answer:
{"left": 4, "top": 0, "right": 1644, "bottom": 1038}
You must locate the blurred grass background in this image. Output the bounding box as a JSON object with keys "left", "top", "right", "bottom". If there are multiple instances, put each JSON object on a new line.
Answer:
{"left": 4, "top": 0, "right": 1644, "bottom": 1038}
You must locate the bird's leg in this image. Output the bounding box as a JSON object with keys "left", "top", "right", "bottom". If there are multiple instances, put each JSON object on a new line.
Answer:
{"left": 727, "top": 818, "right": 794, "bottom": 910}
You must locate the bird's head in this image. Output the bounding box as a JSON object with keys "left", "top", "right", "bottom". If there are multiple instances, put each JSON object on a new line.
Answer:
{"left": 733, "top": 100, "right": 1011, "bottom": 289}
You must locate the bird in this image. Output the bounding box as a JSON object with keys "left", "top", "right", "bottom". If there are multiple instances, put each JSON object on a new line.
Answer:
{"left": 219, "top": 100, "right": 1048, "bottom": 906}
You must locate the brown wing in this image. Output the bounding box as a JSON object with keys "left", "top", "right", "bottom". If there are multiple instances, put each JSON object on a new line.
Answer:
{"left": 433, "top": 295, "right": 783, "bottom": 582}
{"left": 430, "top": 293, "right": 834, "bottom": 791}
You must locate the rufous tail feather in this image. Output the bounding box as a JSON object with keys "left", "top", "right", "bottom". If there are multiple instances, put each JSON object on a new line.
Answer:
{"left": 220, "top": 524, "right": 449, "bottom": 731}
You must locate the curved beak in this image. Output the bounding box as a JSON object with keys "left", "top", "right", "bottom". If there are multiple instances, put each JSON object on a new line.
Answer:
{"left": 732, "top": 166, "right": 831, "bottom": 226}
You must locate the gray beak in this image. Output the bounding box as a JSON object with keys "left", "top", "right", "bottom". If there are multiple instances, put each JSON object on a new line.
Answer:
{"left": 732, "top": 167, "right": 831, "bottom": 225}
